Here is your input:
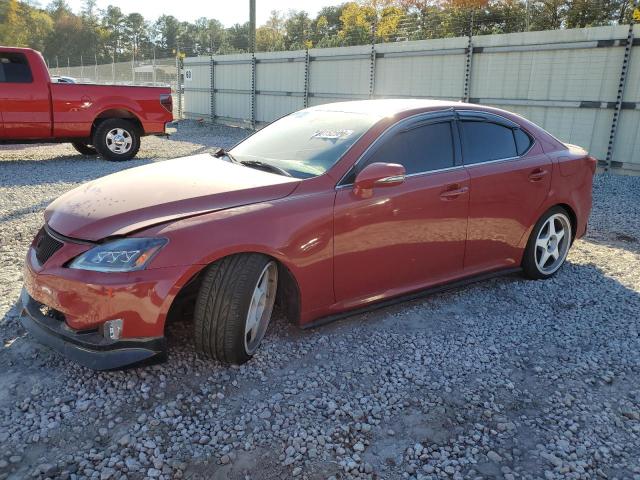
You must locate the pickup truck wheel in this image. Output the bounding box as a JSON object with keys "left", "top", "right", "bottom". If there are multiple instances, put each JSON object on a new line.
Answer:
{"left": 194, "top": 254, "right": 278, "bottom": 365}
{"left": 71, "top": 142, "right": 97, "bottom": 156}
{"left": 93, "top": 119, "right": 140, "bottom": 161}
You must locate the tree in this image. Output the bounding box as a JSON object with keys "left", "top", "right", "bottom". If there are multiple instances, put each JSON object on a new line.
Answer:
{"left": 284, "top": 10, "right": 313, "bottom": 49}
{"left": 24, "top": 9, "right": 55, "bottom": 51}
{"left": 100, "top": 5, "right": 126, "bottom": 59}
{"left": 124, "top": 13, "right": 150, "bottom": 59}
{"left": 256, "top": 26, "right": 286, "bottom": 51}
{"left": 47, "top": 0, "right": 72, "bottom": 21}
{"left": 265, "top": 10, "right": 286, "bottom": 34}
{"left": 152, "top": 15, "right": 182, "bottom": 57}
{"left": 528, "top": 0, "right": 568, "bottom": 30}
{"left": 339, "top": 2, "right": 376, "bottom": 45}
{"left": 226, "top": 22, "right": 250, "bottom": 52}
{"left": 565, "top": 0, "right": 616, "bottom": 27}
{"left": 0, "top": 0, "right": 27, "bottom": 46}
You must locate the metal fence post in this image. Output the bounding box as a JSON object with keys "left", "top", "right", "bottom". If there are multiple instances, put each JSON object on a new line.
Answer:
{"left": 369, "top": 22, "right": 377, "bottom": 99}
{"left": 303, "top": 48, "right": 310, "bottom": 108}
{"left": 605, "top": 21, "right": 635, "bottom": 170}
{"left": 463, "top": 33, "right": 474, "bottom": 102}
{"left": 176, "top": 55, "right": 182, "bottom": 119}
{"left": 152, "top": 51, "right": 156, "bottom": 85}
{"left": 369, "top": 42, "right": 377, "bottom": 99}
{"left": 251, "top": 53, "right": 257, "bottom": 129}
{"left": 210, "top": 54, "right": 215, "bottom": 123}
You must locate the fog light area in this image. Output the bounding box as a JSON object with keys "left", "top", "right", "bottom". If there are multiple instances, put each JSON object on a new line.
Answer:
{"left": 103, "top": 319, "right": 123, "bottom": 340}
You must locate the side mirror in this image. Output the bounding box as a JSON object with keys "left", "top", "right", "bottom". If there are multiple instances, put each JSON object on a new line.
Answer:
{"left": 353, "top": 162, "right": 406, "bottom": 197}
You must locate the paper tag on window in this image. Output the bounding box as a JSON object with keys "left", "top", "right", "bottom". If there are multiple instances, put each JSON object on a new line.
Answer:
{"left": 311, "top": 129, "right": 354, "bottom": 140}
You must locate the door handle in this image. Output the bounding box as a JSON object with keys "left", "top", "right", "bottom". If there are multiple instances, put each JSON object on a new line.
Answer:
{"left": 529, "top": 168, "right": 548, "bottom": 182}
{"left": 440, "top": 185, "right": 469, "bottom": 200}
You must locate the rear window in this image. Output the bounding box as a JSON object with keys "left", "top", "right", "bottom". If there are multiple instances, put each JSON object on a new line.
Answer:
{"left": 0, "top": 53, "right": 33, "bottom": 83}
{"left": 514, "top": 128, "right": 533, "bottom": 155}
{"left": 460, "top": 121, "right": 518, "bottom": 164}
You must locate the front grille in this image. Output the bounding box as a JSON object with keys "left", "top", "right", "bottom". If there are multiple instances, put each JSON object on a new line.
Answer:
{"left": 34, "top": 227, "right": 64, "bottom": 265}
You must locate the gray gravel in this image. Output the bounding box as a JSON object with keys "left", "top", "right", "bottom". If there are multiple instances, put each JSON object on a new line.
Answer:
{"left": 1, "top": 121, "right": 639, "bottom": 480}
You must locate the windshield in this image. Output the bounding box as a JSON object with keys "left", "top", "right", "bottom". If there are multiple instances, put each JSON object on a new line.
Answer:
{"left": 230, "top": 109, "right": 378, "bottom": 179}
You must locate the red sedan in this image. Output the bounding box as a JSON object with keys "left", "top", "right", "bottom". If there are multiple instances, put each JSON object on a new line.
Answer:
{"left": 20, "top": 100, "right": 596, "bottom": 370}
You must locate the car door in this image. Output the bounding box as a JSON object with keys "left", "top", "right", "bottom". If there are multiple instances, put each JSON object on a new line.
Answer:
{"left": 333, "top": 113, "right": 470, "bottom": 306}
{"left": 458, "top": 111, "right": 552, "bottom": 273}
{"left": 0, "top": 52, "right": 51, "bottom": 139}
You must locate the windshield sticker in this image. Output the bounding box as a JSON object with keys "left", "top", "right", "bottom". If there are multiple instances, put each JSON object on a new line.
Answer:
{"left": 311, "top": 129, "right": 354, "bottom": 140}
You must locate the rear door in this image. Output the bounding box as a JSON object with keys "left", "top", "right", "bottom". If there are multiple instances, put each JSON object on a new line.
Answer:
{"left": 458, "top": 111, "right": 552, "bottom": 272}
{"left": 333, "top": 113, "right": 470, "bottom": 305}
{"left": 0, "top": 52, "right": 51, "bottom": 139}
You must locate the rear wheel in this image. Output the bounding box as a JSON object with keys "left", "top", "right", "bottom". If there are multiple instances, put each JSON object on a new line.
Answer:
{"left": 71, "top": 142, "right": 97, "bottom": 156}
{"left": 93, "top": 118, "right": 140, "bottom": 161}
{"left": 194, "top": 254, "right": 278, "bottom": 364}
{"left": 522, "top": 207, "right": 572, "bottom": 279}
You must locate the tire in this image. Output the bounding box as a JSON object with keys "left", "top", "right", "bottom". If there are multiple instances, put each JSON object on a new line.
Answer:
{"left": 522, "top": 206, "right": 573, "bottom": 280}
{"left": 71, "top": 142, "right": 97, "bottom": 156}
{"left": 194, "top": 254, "right": 278, "bottom": 364}
{"left": 93, "top": 118, "right": 140, "bottom": 161}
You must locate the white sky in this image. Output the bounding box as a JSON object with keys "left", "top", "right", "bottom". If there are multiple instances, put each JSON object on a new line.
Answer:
{"left": 65, "top": 0, "right": 345, "bottom": 26}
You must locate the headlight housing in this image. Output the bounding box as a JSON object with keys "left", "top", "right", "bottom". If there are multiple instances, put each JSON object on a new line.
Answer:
{"left": 69, "top": 238, "right": 168, "bottom": 272}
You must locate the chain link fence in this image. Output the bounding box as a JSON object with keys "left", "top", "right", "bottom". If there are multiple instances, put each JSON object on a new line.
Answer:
{"left": 47, "top": 57, "right": 178, "bottom": 87}
{"left": 46, "top": 57, "right": 183, "bottom": 117}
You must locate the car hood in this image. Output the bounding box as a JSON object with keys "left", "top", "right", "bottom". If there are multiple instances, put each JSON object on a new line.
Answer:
{"left": 45, "top": 154, "right": 301, "bottom": 241}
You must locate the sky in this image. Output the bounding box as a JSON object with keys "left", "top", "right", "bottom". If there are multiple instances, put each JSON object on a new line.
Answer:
{"left": 65, "top": 0, "right": 345, "bottom": 25}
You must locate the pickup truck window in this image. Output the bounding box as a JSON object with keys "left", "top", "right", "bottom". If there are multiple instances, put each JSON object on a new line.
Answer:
{"left": 0, "top": 53, "right": 33, "bottom": 83}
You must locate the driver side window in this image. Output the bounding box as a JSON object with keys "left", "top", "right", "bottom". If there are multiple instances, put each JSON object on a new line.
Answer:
{"left": 344, "top": 121, "right": 455, "bottom": 184}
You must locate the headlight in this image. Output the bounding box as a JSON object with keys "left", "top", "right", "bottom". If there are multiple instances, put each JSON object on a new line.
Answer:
{"left": 69, "top": 238, "right": 167, "bottom": 272}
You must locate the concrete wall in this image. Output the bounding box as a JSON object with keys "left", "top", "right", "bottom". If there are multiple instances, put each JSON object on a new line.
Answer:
{"left": 183, "top": 25, "right": 640, "bottom": 171}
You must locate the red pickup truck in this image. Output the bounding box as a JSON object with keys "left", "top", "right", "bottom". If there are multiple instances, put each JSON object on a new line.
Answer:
{"left": 0, "top": 47, "right": 174, "bottom": 161}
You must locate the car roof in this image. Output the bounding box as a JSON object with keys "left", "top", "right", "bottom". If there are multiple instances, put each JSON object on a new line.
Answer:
{"left": 308, "top": 99, "right": 465, "bottom": 118}
{"left": 0, "top": 46, "right": 38, "bottom": 54}
{"left": 307, "top": 98, "right": 569, "bottom": 153}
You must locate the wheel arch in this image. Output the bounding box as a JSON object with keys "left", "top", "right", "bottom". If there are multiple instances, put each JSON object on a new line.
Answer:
{"left": 518, "top": 200, "right": 579, "bottom": 251}
{"left": 91, "top": 109, "right": 144, "bottom": 139}
{"left": 164, "top": 251, "right": 302, "bottom": 332}
{"left": 555, "top": 202, "right": 578, "bottom": 242}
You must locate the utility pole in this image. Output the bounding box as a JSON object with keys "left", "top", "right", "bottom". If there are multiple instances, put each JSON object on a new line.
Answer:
{"left": 249, "top": 0, "right": 256, "bottom": 53}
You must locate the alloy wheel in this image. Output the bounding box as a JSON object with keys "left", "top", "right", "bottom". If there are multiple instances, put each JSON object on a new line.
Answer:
{"left": 535, "top": 213, "right": 571, "bottom": 275}
{"left": 244, "top": 261, "right": 278, "bottom": 354}
{"left": 105, "top": 128, "right": 133, "bottom": 154}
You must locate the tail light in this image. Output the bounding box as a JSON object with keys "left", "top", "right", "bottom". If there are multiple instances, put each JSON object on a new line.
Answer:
{"left": 586, "top": 155, "right": 597, "bottom": 175}
{"left": 160, "top": 94, "right": 173, "bottom": 114}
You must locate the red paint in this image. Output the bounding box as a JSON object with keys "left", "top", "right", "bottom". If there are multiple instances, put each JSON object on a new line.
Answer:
{"left": 0, "top": 47, "right": 172, "bottom": 141}
{"left": 23, "top": 100, "right": 594, "bottom": 340}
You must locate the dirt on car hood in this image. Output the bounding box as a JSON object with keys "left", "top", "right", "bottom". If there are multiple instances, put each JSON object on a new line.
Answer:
{"left": 45, "top": 154, "right": 301, "bottom": 241}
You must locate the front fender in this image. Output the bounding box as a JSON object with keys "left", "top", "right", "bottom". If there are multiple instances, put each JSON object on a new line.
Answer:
{"left": 138, "top": 191, "right": 337, "bottom": 325}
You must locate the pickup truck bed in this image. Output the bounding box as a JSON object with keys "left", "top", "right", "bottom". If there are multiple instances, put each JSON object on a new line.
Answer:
{"left": 0, "top": 46, "right": 174, "bottom": 161}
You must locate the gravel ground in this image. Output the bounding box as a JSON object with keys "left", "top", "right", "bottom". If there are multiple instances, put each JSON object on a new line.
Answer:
{"left": 1, "top": 121, "right": 639, "bottom": 480}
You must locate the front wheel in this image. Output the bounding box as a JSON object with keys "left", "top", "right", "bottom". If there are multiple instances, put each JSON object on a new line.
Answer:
{"left": 194, "top": 254, "right": 278, "bottom": 364}
{"left": 93, "top": 118, "right": 140, "bottom": 161}
{"left": 522, "top": 207, "right": 573, "bottom": 280}
{"left": 71, "top": 142, "right": 97, "bottom": 156}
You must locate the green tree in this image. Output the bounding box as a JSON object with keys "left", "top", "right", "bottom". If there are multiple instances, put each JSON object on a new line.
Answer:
{"left": 100, "top": 5, "right": 126, "bottom": 60}
{"left": 256, "top": 26, "right": 286, "bottom": 51}
{"left": 285, "top": 10, "right": 313, "bottom": 49}
{"left": 0, "top": 0, "right": 27, "bottom": 46}
{"left": 226, "top": 22, "right": 250, "bottom": 52}
{"left": 152, "top": 14, "right": 182, "bottom": 57}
